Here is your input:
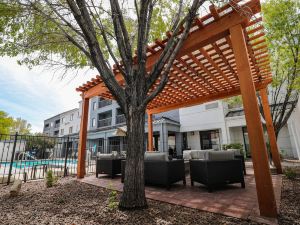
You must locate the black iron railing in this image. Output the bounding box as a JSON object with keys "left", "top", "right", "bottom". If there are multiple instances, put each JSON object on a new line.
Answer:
{"left": 116, "top": 114, "right": 126, "bottom": 124}
{"left": 98, "top": 99, "right": 112, "bottom": 108}
{"left": 98, "top": 118, "right": 112, "bottom": 127}
{"left": 0, "top": 133, "right": 97, "bottom": 185}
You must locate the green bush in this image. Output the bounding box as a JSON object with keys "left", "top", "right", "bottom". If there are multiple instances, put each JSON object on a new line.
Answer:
{"left": 45, "top": 170, "right": 58, "bottom": 188}
{"left": 107, "top": 190, "right": 118, "bottom": 210}
{"left": 223, "top": 143, "right": 244, "bottom": 155}
{"left": 284, "top": 167, "right": 297, "bottom": 180}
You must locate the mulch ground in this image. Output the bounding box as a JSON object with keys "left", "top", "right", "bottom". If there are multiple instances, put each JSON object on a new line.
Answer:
{"left": 278, "top": 167, "right": 300, "bottom": 225}
{"left": 0, "top": 168, "right": 299, "bottom": 225}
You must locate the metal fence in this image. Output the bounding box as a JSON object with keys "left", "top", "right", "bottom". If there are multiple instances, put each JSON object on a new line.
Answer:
{"left": 0, "top": 133, "right": 97, "bottom": 185}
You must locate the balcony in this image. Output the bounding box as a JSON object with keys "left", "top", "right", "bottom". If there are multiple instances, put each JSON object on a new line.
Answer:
{"left": 116, "top": 114, "right": 126, "bottom": 124}
{"left": 98, "top": 99, "right": 112, "bottom": 108}
{"left": 98, "top": 117, "right": 112, "bottom": 128}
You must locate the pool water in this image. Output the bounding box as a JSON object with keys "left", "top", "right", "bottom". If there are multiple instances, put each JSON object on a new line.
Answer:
{"left": 0, "top": 159, "right": 77, "bottom": 169}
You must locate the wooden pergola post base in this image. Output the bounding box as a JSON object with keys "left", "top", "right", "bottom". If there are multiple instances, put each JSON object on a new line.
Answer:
{"left": 260, "top": 88, "right": 283, "bottom": 174}
{"left": 77, "top": 97, "right": 89, "bottom": 179}
{"left": 230, "top": 24, "right": 277, "bottom": 217}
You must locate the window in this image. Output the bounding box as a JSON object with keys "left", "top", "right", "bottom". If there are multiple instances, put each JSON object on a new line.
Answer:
{"left": 50, "top": 122, "right": 54, "bottom": 127}
{"left": 61, "top": 117, "right": 65, "bottom": 123}
{"left": 205, "top": 102, "right": 218, "bottom": 110}
{"left": 45, "top": 123, "right": 49, "bottom": 128}
{"left": 69, "top": 127, "right": 73, "bottom": 134}
{"left": 93, "top": 102, "right": 97, "bottom": 110}
{"left": 54, "top": 130, "right": 59, "bottom": 136}
{"left": 70, "top": 114, "right": 74, "bottom": 121}
{"left": 92, "top": 118, "right": 96, "bottom": 127}
{"left": 60, "top": 129, "right": 64, "bottom": 135}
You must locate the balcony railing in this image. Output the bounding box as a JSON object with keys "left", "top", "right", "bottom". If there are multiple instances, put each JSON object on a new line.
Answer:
{"left": 116, "top": 114, "right": 126, "bottom": 124}
{"left": 98, "top": 100, "right": 112, "bottom": 108}
{"left": 98, "top": 117, "right": 112, "bottom": 128}
{"left": 54, "top": 123, "right": 60, "bottom": 128}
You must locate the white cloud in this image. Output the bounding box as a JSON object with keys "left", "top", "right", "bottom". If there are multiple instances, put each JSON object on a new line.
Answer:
{"left": 0, "top": 56, "right": 97, "bottom": 133}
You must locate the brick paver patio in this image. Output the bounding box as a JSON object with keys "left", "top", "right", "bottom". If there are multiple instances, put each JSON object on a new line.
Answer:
{"left": 80, "top": 162, "right": 282, "bottom": 225}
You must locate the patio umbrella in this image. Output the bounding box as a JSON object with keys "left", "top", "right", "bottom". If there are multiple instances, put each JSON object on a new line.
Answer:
{"left": 113, "top": 126, "right": 127, "bottom": 136}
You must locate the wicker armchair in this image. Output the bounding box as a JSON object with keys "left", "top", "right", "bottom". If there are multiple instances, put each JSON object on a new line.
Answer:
{"left": 190, "top": 151, "right": 245, "bottom": 192}
{"left": 121, "top": 153, "right": 186, "bottom": 189}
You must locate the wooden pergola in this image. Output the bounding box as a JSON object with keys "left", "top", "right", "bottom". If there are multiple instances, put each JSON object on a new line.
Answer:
{"left": 76, "top": 0, "right": 282, "bottom": 218}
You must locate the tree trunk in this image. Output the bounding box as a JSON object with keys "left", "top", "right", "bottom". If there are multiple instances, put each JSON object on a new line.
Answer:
{"left": 119, "top": 107, "right": 147, "bottom": 209}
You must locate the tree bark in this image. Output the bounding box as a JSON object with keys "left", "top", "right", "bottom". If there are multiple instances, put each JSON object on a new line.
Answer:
{"left": 119, "top": 106, "right": 147, "bottom": 209}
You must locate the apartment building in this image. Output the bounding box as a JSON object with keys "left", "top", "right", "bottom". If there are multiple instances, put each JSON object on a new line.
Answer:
{"left": 43, "top": 97, "right": 181, "bottom": 154}
{"left": 43, "top": 98, "right": 300, "bottom": 159}
{"left": 43, "top": 108, "right": 80, "bottom": 137}
{"left": 180, "top": 100, "right": 300, "bottom": 159}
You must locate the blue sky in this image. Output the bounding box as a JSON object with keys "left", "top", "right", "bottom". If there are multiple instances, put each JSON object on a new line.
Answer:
{"left": 0, "top": 56, "right": 96, "bottom": 132}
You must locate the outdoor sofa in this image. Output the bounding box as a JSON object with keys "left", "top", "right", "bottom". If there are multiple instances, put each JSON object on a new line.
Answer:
{"left": 189, "top": 150, "right": 245, "bottom": 192}
{"left": 121, "top": 152, "right": 186, "bottom": 189}
{"left": 96, "top": 152, "right": 123, "bottom": 178}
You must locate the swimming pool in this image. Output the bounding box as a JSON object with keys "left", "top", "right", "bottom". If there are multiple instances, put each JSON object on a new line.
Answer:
{"left": 0, "top": 159, "right": 77, "bottom": 169}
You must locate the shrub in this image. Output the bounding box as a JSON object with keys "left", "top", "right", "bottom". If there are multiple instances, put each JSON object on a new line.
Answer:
{"left": 45, "top": 170, "right": 58, "bottom": 188}
{"left": 284, "top": 167, "right": 297, "bottom": 180}
{"left": 223, "top": 143, "right": 244, "bottom": 155}
{"left": 108, "top": 190, "right": 118, "bottom": 210}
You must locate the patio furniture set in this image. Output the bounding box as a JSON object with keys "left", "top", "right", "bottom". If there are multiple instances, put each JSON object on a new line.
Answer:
{"left": 96, "top": 149, "right": 245, "bottom": 192}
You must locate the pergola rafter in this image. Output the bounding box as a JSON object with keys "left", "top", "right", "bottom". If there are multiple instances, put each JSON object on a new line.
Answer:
{"left": 76, "top": 0, "right": 282, "bottom": 218}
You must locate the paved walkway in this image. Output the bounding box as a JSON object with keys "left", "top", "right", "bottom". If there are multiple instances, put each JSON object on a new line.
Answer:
{"left": 80, "top": 163, "right": 282, "bottom": 225}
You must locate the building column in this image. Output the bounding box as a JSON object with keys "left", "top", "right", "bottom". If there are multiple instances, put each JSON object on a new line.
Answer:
{"left": 259, "top": 88, "right": 283, "bottom": 174}
{"left": 175, "top": 132, "right": 183, "bottom": 156}
{"left": 159, "top": 122, "right": 168, "bottom": 152}
{"left": 77, "top": 97, "right": 89, "bottom": 179}
{"left": 147, "top": 113, "right": 153, "bottom": 151}
{"left": 230, "top": 24, "right": 277, "bottom": 217}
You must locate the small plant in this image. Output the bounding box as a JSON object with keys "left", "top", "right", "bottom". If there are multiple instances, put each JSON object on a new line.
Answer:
{"left": 284, "top": 167, "right": 297, "bottom": 180}
{"left": 108, "top": 190, "right": 118, "bottom": 210}
{"left": 280, "top": 149, "right": 286, "bottom": 160}
{"left": 107, "top": 183, "right": 119, "bottom": 210}
{"left": 45, "top": 170, "right": 58, "bottom": 188}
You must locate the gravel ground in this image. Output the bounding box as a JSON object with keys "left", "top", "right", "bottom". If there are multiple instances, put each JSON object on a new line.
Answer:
{"left": 0, "top": 170, "right": 299, "bottom": 225}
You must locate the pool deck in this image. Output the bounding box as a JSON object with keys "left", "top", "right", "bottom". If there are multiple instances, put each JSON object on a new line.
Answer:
{"left": 80, "top": 162, "right": 282, "bottom": 225}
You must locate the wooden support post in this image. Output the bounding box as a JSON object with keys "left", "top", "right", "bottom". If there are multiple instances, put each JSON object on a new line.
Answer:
{"left": 260, "top": 88, "right": 283, "bottom": 174}
{"left": 230, "top": 24, "right": 277, "bottom": 218}
{"left": 77, "top": 97, "right": 89, "bottom": 179}
{"left": 148, "top": 113, "right": 153, "bottom": 151}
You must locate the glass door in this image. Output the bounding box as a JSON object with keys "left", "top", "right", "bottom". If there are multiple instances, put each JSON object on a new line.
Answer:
{"left": 200, "top": 130, "right": 220, "bottom": 150}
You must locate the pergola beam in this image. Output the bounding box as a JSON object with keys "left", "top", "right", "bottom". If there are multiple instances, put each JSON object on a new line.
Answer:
{"left": 147, "top": 113, "right": 153, "bottom": 151}
{"left": 147, "top": 82, "right": 269, "bottom": 114}
{"left": 77, "top": 98, "right": 89, "bottom": 178}
{"left": 230, "top": 24, "right": 277, "bottom": 217}
{"left": 259, "top": 88, "right": 283, "bottom": 174}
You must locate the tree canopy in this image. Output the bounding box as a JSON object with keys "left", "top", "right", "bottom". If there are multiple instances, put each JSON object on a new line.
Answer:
{"left": 260, "top": 0, "right": 300, "bottom": 136}
{"left": 0, "top": 110, "right": 32, "bottom": 135}
{"left": 0, "top": 110, "right": 14, "bottom": 135}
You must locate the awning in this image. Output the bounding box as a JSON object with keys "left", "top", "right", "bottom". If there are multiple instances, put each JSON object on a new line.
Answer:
{"left": 113, "top": 126, "right": 127, "bottom": 136}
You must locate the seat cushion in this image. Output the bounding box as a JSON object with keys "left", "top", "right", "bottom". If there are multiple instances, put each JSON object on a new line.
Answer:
{"left": 144, "top": 152, "right": 168, "bottom": 161}
{"left": 183, "top": 150, "right": 192, "bottom": 160}
{"left": 227, "top": 149, "right": 242, "bottom": 156}
{"left": 190, "top": 150, "right": 213, "bottom": 159}
{"left": 97, "top": 153, "right": 114, "bottom": 159}
{"left": 207, "top": 151, "right": 235, "bottom": 161}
